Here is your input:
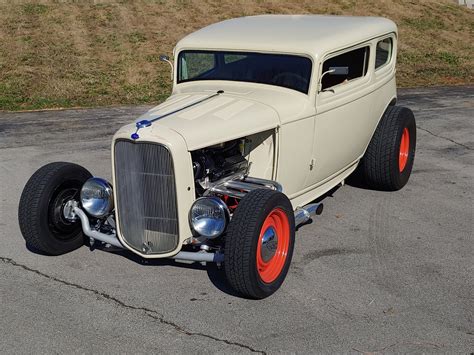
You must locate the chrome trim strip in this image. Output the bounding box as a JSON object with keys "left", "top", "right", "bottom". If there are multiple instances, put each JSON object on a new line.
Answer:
{"left": 146, "top": 90, "right": 223, "bottom": 124}
{"left": 132, "top": 91, "right": 224, "bottom": 139}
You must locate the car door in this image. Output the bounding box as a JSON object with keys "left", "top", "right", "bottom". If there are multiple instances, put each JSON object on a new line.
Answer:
{"left": 306, "top": 43, "right": 376, "bottom": 186}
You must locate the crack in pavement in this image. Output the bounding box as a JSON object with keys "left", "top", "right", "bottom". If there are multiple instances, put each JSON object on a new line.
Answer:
{"left": 417, "top": 125, "right": 473, "bottom": 151}
{"left": 0, "top": 256, "right": 266, "bottom": 354}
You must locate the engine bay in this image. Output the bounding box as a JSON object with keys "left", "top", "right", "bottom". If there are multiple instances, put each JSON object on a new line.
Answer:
{"left": 190, "top": 130, "right": 276, "bottom": 199}
{"left": 191, "top": 138, "right": 249, "bottom": 196}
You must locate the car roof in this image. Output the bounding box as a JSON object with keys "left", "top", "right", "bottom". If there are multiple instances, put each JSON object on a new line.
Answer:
{"left": 175, "top": 15, "right": 397, "bottom": 59}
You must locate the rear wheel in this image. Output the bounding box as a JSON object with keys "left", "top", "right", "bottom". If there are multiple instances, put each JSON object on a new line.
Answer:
{"left": 358, "top": 105, "right": 416, "bottom": 191}
{"left": 224, "top": 189, "right": 295, "bottom": 299}
{"left": 18, "top": 162, "right": 92, "bottom": 255}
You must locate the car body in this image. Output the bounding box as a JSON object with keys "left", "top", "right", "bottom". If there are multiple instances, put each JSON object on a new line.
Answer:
{"left": 19, "top": 15, "right": 416, "bottom": 298}
{"left": 113, "top": 15, "right": 398, "bottom": 255}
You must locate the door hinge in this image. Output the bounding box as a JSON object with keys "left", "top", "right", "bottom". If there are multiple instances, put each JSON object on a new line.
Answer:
{"left": 309, "top": 158, "right": 315, "bottom": 171}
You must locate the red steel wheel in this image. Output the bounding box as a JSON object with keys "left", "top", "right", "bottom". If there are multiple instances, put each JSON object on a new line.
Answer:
{"left": 256, "top": 208, "right": 290, "bottom": 284}
{"left": 224, "top": 189, "right": 295, "bottom": 299}
{"left": 399, "top": 127, "right": 410, "bottom": 172}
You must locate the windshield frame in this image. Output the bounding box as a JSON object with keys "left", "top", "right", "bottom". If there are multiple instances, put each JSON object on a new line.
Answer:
{"left": 176, "top": 49, "right": 313, "bottom": 95}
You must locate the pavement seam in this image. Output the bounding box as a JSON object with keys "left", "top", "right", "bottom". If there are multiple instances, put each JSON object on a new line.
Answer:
{"left": 417, "top": 125, "right": 473, "bottom": 151}
{"left": 0, "top": 256, "right": 266, "bottom": 354}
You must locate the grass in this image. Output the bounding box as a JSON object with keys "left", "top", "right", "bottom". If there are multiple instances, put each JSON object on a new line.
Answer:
{"left": 401, "top": 17, "right": 446, "bottom": 31}
{"left": 0, "top": 0, "right": 472, "bottom": 111}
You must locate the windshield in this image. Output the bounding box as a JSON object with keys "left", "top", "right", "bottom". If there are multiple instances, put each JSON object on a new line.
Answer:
{"left": 177, "top": 50, "right": 312, "bottom": 94}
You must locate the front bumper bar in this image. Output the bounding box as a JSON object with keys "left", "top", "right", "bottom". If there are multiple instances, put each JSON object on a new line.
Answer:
{"left": 73, "top": 207, "right": 224, "bottom": 262}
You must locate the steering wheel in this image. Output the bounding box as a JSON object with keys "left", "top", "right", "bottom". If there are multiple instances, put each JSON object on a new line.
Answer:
{"left": 272, "top": 72, "right": 308, "bottom": 89}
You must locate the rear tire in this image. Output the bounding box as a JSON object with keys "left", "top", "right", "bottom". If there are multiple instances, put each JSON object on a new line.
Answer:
{"left": 18, "top": 162, "right": 92, "bottom": 255}
{"left": 224, "top": 189, "right": 295, "bottom": 299}
{"left": 358, "top": 105, "right": 416, "bottom": 191}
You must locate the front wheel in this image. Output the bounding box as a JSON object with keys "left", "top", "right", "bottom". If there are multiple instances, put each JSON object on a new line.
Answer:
{"left": 224, "top": 189, "right": 295, "bottom": 299}
{"left": 18, "top": 162, "right": 92, "bottom": 255}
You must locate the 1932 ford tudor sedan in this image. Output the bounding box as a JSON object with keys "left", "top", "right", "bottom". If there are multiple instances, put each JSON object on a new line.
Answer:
{"left": 19, "top": 15, "right": 416, "bottom": 298}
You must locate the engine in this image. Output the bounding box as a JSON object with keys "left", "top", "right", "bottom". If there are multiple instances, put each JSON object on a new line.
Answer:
{"left": 191, "top": 139, "right": 248, "bottom": 196}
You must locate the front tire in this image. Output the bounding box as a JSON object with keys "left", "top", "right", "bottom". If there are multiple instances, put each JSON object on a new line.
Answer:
{"left": 224, "top": 189, "right": 295, "bottom": 299}
{"left": 18, "top": 162, "right": 92, "bottom": 255}
{"left": 359, "top": 105, "right": 416, "bottom": 191}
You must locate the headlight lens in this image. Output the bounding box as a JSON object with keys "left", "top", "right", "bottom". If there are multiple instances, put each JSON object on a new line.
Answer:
{"left": 189, "top": 197, "right": 229, "bottom": 238}
{"left": 80, "top": 178, "right": 114, "bottom": 218}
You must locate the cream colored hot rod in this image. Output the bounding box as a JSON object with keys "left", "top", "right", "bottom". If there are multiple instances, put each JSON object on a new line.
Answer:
{"left": 19, "top": 15, "right": 416, "bottom": 298}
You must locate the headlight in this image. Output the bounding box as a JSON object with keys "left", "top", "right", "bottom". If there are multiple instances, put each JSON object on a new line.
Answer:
{"left": 80, "top": 178, "right": 114, "bottom": 218}
{"left": 189, "top": 197, "right": 229, "bottom": 238}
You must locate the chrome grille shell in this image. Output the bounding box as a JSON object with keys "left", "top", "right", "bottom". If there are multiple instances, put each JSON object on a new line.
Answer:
{"left": 114, "top": 140, "right": 179, "bottom": 254}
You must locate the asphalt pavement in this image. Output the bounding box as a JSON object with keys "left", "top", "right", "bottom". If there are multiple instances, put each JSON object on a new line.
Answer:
{"left": 0, "top": 86, "right": 472, "bottom": 353}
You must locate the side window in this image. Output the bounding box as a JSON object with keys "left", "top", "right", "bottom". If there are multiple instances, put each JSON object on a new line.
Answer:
{"left": 375, "top": 38, "right": 393, "bottom": 70}
{"left": 321, "top": 46, "right": 370, "bottom": 90}
{"left": 179, "top": 52, "right": 215, "bottom": 81}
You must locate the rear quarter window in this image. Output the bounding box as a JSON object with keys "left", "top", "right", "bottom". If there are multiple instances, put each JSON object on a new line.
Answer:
{"left": 375, "top": 38, "right": 393, "bottom": 70}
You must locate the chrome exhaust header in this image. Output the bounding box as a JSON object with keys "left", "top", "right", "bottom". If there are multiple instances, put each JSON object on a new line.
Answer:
{"left": 206, "top": 174, "right": 283, "bottom": 199}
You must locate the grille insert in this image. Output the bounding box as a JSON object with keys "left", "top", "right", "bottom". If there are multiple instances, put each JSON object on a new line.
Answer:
{"left": 114, "top": 140, "right": 179, "bottom": 254}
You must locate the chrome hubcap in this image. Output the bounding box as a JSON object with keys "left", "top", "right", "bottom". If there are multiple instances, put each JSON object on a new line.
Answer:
{"left": 260, "top": 226, "right": 278, "bottom": 262}
{"left": 62, "top": 200, "right": 78, "bottom": 222}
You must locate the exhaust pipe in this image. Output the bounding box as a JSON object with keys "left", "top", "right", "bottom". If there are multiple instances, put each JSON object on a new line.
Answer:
{"left": 294, "top": 203, "right": 323, "bottom": 226}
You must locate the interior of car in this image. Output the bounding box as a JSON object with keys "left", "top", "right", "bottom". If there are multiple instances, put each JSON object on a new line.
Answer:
{"left": 321, "top": 46, "right": 370, "bottom": 90}
{"left": 178, "top": 51, "right": 312, "bottom": 94}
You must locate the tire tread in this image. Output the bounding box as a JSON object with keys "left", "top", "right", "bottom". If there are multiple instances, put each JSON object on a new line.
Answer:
{"left": 359, "top": 106, "right": 415, "bottom": 191}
